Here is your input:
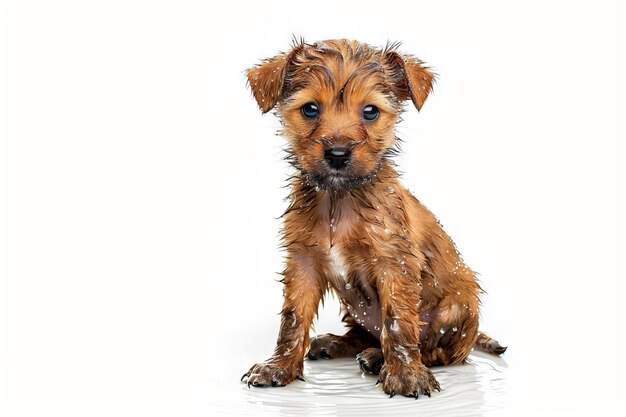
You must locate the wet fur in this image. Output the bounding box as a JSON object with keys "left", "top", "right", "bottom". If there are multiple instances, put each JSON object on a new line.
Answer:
{"left": 241, "top": 39, "right": 506, "bottom": 398}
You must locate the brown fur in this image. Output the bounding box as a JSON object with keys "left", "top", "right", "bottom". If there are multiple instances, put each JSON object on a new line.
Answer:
{"left": 241, "top": 39, "right": 505, "bottom": 398}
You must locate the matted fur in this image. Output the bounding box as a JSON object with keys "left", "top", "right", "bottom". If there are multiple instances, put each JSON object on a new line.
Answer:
{"left": 241, "top": 39, "right": 505, "bottom": 398}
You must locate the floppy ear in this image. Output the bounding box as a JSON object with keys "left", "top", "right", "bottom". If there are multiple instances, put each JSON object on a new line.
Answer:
{"left": 246, "top": 46, "right": 302, "bottom": 113}
{"left": 385, "top": 51, "right": 435, "bottom": 111}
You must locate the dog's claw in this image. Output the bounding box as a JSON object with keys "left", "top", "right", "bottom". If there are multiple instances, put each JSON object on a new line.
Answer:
{"left": 424, "top": 389, "right": 431, "bottom": 397}
{"left": 434, "top": 381, "right": 441, "bottom": 392}
{"left": 375, "top": 378, "right": 382, "bottom": 386}
{"left": 389, "top": 391, "right": 395, "bottom": 398}
{"left": 296, "top": 376, "right": 306, "bottom": 382}
{"left": 413, "top": 390, "right": 419, "bottom": 399}
{"left": 241, "top": 372, "right": 249, "bottom": 382}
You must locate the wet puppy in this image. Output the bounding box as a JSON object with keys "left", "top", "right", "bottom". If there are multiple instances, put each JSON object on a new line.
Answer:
{"left": 241, "top": 39, "right": 506, "bottom": 398}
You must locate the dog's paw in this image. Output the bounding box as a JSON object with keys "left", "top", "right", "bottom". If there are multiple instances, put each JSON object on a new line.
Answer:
{"left": 307, "top": 333, "right": 342, "bottom": 360}
{"left": 356, "top": 347, "right": 384, "bottom": 374}
{"left": 378, "top": 361, "right": 440, "bottom": 399}
{"left": 241, "top": 362, "right": 303, "bottom": 388}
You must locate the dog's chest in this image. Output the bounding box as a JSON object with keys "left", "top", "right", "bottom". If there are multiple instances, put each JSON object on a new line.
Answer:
{"left": 324, "top": 243, "right": 382, "bottom": 338}
{"left": 324, "top": 244, "right": 355, "bottom": 293}
{"left": 315, "top": 197, "right": 365, "bottom": 288}
{"left": 328, "top": 245, "right": 348, "bottom": 282}
{"left": 311, "top": 195, "right": 386, "bottom": 338}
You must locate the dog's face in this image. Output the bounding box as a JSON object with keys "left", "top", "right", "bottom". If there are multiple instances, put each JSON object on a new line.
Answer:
{"left": 247, "top": 40, "right": 434, "bottom": 191}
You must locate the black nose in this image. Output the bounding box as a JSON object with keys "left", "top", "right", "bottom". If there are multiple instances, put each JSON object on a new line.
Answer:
{"left": 324, "top": 147, "right": 351, "bottom": 170}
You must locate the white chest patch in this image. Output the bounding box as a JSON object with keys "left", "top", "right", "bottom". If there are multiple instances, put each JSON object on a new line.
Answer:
{"left": 328, "top": 246, "right": 348, "bottom": 281}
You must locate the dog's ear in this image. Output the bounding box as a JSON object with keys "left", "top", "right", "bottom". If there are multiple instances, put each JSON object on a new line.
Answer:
{"left": 247, "top": 46, "right": 302, "bottom": 113}
{"left": 384, "top": 51, "right": 435, "bottom": 111}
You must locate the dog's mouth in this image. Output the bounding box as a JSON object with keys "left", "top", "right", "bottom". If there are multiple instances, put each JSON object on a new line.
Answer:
{"left": 301, "top": 164, "right": 382, "bottom": 192}
{"left": 321, "top": 171, "right": 353, "bottom": 191}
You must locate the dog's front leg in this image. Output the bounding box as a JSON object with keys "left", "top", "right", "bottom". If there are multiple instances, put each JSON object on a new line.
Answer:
{"left": 377, "top": 262, "right": 440, "bottom": 398}
{"left": 242, "top": 251, "right": 324, "bottom": 387}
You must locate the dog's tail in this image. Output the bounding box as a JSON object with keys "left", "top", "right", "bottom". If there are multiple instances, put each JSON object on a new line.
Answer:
{"left": 475, "top": 331, "right": 507, "bottom": 355}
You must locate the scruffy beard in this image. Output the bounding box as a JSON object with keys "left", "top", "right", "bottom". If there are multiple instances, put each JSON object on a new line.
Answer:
{"left": 299, "top": 162, "right": 382, "bottom": 192}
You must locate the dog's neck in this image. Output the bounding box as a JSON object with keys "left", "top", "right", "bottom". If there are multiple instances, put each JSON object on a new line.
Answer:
{"left": 286, "top": 160, "right": 402, "bottom": 247}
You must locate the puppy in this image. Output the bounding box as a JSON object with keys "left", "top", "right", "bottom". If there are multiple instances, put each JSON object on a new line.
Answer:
{"left": 241, "top": 39, "right": 505, "bottom": 398}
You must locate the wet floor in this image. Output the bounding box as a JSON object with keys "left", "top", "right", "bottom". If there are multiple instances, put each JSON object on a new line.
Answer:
{"left": 216, "top": 350, "right": 508, "bottom": 417}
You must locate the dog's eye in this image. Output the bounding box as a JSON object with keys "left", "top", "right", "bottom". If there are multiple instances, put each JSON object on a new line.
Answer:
{"left": 362, "top": 105, "right": 379, "bottom": 121}
{"left": 301, "top": 102, "right": 320, "bottom": 119}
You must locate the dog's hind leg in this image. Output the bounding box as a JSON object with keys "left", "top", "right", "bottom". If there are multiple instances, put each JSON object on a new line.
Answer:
{"left": 307, "top": 316, "right": 380, "bottom": 360}
{"left": 475, "top": 331, "right": 507, "bottom": 355}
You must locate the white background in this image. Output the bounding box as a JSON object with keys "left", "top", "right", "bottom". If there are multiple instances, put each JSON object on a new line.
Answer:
{"left": 1, "top": 0, "right": 624, "bottom": 416}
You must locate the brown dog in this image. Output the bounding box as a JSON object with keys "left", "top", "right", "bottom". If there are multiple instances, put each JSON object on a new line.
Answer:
{"left": 241, "top": 39, "right": 505, "bottom": 398}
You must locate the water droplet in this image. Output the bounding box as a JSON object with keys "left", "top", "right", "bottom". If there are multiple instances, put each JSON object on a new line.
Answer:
{"left": 439, "top": 328, "right": 446, "bottom": 334}
{"left": 452, "top": 326, "right": 458, "bottom": 332}
{"left": 461, "top": 332, "right": 467, "bottom": 338}
{"left": 457, "top": 291, "right": 461, "bottom": 295}
{"left": 390, "top": 320, "right": 399, "bottom": 332}
{"left": 374, "top": 326, "right": 380, "bottom": 331}
{"left": 345, "top": 283, "right": 352, "bottom": 290}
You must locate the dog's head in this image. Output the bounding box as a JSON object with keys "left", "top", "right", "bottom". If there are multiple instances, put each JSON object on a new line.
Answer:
{"left": 247, "top": 39, "right": 434, "bottom": 192}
